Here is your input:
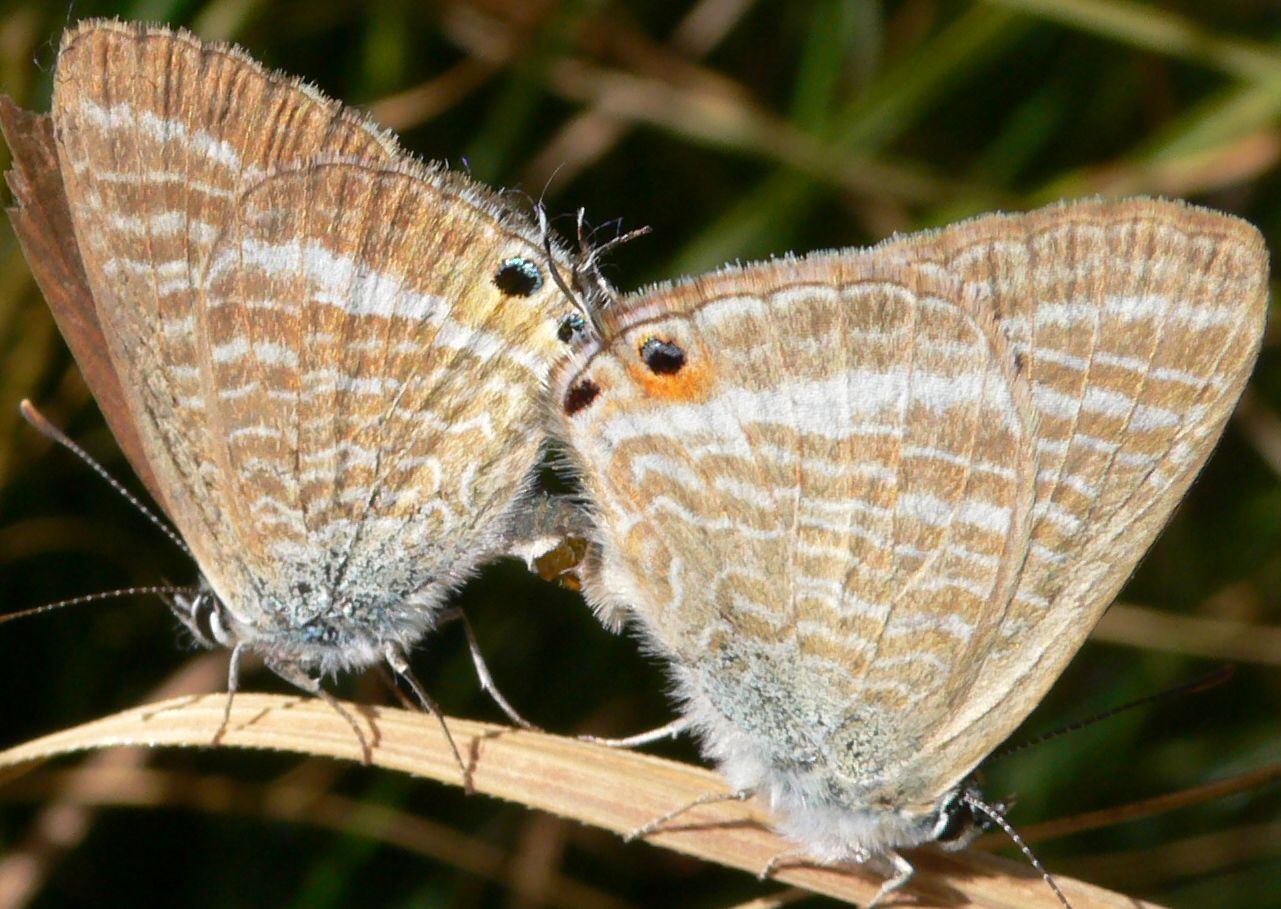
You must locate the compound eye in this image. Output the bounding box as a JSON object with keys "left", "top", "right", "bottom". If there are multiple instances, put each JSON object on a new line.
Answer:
{"left": 193, "top": 595, "right": 233, "bottom": 647}
{"left": 192, "top": 596, "right": 217, "bottom": 645}
{"left": 933, "top": 793, "right": 974, "bottom": 844}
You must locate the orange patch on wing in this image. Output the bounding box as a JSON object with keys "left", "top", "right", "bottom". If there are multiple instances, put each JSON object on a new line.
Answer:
{"left": 624, "top": 345, "right": 717, "bottom": 402}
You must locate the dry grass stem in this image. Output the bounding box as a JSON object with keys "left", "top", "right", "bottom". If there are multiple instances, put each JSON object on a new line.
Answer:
{"left": 0, "top": 654, "right": 226, "bottom": 909}
{"left": 987, "top": 0, "right": 1281, "bottom": 82}
{"left": 1061, "top": 820, "right": 1281, "bottom": 889}
{"left": 985, "top": 762, "right": 1281, "bottom": 846}
{"left": 1094, "top": 604, "right": 1281, "bottom": 667}
{"left": 0, "top": 694, "right": 1168, "bottom": 909}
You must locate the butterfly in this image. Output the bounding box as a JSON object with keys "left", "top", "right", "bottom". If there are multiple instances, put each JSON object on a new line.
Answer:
{"left": 550, "top": 197, "right": 1269, "bottom": 900}
{"left": 1, "top": 19, "right": 583, "bottom": 723}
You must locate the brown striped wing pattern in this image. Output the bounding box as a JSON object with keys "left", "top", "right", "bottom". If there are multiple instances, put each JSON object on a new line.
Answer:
{"left": 7, "top": 19, "right": 403, "bottom": 513}
{"left": 0, "top": 95, "right": 160, "bottom": 501}
{"left": 6, "top": 20, "right": 580, "bottom": 674}
{"left": 48, "top": 19, "right": 402, "bottom": 522}
{"left": 555, "top": 255, "right": 1041, "bottom": 812}
{"left": 187, "top": 159, "right": 574, "bottom": 662}
{"left": 886, "top": 198, "right": 1269, "bottom": 794}
{"left": 551, "top": 198, "right": 1267, "bottom": 854}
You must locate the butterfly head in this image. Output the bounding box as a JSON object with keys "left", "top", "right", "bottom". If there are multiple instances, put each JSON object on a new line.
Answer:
{"left": 747, "top": 769, "right": 991, "bottom": 862}
{"left": 167, "top": 576, "right": 439, "bottom": 678}
{"left": 171, "top": 580, "right": 252, "bottom": 652}
{"left": 925, "top": 776, "right": 989, "bottom": 850}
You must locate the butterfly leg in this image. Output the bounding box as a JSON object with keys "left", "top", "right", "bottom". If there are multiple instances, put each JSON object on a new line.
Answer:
{"left": 758, "top": 847, "right": 811, "bottom": 880}
{"left": 212, "top": 642, "right": 247, "bottom": 744}
{"left": 760, "top": 847, "right": 913, "bottom": 906}
{"left": 578, "top": 716, "right": 690, "bottom": 748}
{"left": 374, "top": 662, "right": 420, "bottom": 711}
{"left": 382, "top": 642, "right": 472, "bottom": 793}
{"left": 435, "top": 606, "right": 542, "bottom": 731}
{"left": 627, "top": 787, "right": 754, "bottom": 841}
{"left": 863, "top": 850, "right": 915, "bottom": 909}
{"left": 268, "top": 658, "right": 372, "bottom": 764}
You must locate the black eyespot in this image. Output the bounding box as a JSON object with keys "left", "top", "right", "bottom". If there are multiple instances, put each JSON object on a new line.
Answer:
{"left": 558, "top": 313, "right": 586, "bottom": 343}
{"left": 564, "top": 378, "right": 601, "bottom": 415}
{"left": 494, "top": 257, "right": 543, "bottom": 296}
{"left": 640, "top": 337, "right": 686, "bottom": 374}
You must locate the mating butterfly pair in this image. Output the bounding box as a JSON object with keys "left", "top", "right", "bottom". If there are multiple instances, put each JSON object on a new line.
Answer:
{"left": 3, "top": 19, "right": 1268, "bottom": 905}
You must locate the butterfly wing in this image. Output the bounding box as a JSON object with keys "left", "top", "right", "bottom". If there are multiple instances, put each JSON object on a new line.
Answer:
{"left": 885, "top": 198, "right": 1269, "bottom": 791}
{"left": 33, "top": 19, "right": 398, "bottom": 541}
{"left": 47, "top": 20, "right": 577, "bottom": 665}
{"left": 8, "top": 18, "right": 407, "bottom": 512}
{"left": 555, "top": 255, "right": 1039, "bottom": 786}
{"left": 555, "top": 198, "right": 1266, "bottom": 818}
{"left": 0, "top": 96, "right": 162, "bottom": 504}
{"left": 196, "top": 159, "right": 575, "bottom": 657}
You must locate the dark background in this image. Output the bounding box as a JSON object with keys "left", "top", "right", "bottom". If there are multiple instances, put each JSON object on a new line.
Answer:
{"left": 0, "top": 1, "right": 1279, "bottom": 907}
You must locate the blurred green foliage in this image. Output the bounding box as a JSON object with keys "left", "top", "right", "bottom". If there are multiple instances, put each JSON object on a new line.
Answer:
{"left": 0, "top": 1, "right": 1279, "bottom": 907}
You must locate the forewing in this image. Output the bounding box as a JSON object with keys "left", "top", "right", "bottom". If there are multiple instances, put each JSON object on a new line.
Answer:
{"left": 555, "top": 256, "right": 1036, "bottom": 771}
{"left": 200, "top": 159, "right": 576, "bottom": 626}
{"left": 47, "top": 20, "right": 401, "bottom": 611}
{"left": 892, "top": 198, "right": 1269, "bottom": 782}
{"left": 0, "top": 96, "right": 162, "bottom": 504}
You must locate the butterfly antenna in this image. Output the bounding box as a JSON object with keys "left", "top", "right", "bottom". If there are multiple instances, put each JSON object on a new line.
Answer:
{"left": 581, "top": 216, "right": 652, "bottom": 272}
{"left": 963, "top": 792, "right": 1072, "bottom": 909}
{"left": 536, "top": 204, "right": 602, "bottom": 338}
{"left": 536, "top": 162, "right": 569, "bottom": 211}
{"left": 575, "top": 209, "right": 650, "bottom": 309}
{"left": 0, "top": 585, "right": 195, "bottom": 625}
{"left": 994, "top": 665, "right": 1235, "bottom": 760}
{"left": 19, "top": 399, "right": 191, "bottom": 558}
